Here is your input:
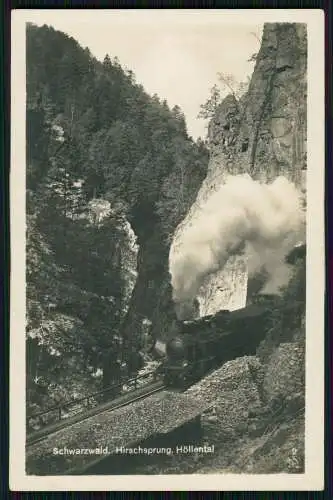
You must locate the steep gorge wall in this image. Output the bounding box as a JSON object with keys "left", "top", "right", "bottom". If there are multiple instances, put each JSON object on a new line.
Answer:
{"left": 171, "top": 23, "right": 307, "bottom": 316}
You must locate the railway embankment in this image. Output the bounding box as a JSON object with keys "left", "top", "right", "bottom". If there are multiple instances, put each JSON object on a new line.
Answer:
{"left": 26, "top": 390, "right": 211, "bottom": 475}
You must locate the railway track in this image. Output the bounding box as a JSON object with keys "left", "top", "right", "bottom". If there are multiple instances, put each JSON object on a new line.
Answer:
{"left": 27, "top": 380, "right": 166, "bottom": 447}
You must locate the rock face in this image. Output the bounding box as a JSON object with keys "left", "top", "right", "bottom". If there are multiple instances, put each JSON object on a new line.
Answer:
{"left": 185, "top": 349, "right": 305, "bottom": 474}
{"left": 198, "top": 256, "right": 248, "bottom": 315}
{"left": 186, "top": 356, "right": 263, "bottom": 440}
{"left": 209, "top": 23, "right": 307, "bottom": 184}
{"left": 262, "top": 342, "right": 305, "bottom": 405}
{"left": 171, "top": 23, "right": 307, "bottom": 315}
{"left": 85, "top": 198, "right": 139, "bottom": 314}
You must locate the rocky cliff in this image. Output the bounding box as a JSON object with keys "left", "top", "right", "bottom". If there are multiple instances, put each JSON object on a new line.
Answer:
{"left": 209, "top": 22, "right": 307, "bottom": 184}
{"left": 171, "top": 22, "right": 307, "bottom": 316}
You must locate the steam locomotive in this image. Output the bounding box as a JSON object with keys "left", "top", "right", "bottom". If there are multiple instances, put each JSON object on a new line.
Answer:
{"left": 160, "top": 242, "right": 306, "bottom": 387}
{"left": 155, "top": 241, "right": 305, "bottom": 387}
{"left": 161, "top": 304, "right": 272, "bottom": 387}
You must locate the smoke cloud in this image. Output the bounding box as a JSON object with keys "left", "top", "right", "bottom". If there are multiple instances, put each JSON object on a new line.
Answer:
{"left": 170, "top": 174, "right": 305, "bottom": 313}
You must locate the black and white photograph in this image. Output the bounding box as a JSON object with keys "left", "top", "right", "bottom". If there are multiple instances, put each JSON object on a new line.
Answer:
{"left": 10, "top": 9, "right": 324, "bottom": 491}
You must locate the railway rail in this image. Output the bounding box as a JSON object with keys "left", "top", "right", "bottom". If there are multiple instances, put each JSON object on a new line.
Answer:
{"left": 27, "top": 372, "right": 165, "bottom": 447}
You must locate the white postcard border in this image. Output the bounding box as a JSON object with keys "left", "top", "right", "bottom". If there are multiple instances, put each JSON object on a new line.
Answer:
{"left": 10, "top": 8, "right": 325, "bottom": 491}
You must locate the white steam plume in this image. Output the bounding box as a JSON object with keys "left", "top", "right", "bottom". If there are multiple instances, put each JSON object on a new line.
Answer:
{"left": 170, "top": 174, "right": 305, "bottom": 310}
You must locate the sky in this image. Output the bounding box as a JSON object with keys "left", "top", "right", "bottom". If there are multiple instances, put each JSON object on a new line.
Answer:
{"left": 24, "top": 10, "right": 262, "bottom": 139}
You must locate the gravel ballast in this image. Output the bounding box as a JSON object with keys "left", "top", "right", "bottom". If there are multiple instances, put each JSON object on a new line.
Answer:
{"left": 26, "top": 390, "right": 211, "bottom": 475}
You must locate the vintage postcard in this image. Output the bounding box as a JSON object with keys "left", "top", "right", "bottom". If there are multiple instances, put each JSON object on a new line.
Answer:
{"left": 10, "top": 8, "right": 325, "bottom": 491}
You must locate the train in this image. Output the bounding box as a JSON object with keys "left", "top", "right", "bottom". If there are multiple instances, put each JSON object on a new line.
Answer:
{"left": 160, "top": 303, "right": 272, "bottom": 387}
{"left": 159, "top": 242, "right": 306, "bottom": 388}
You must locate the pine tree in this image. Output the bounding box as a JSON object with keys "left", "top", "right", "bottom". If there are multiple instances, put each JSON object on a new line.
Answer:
{"left": 197, "top": 84, "right": 222, "bottom": 119}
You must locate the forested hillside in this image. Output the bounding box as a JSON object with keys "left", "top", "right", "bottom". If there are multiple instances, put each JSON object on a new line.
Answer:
{"left": 26, "top": 23, "right": 209, "bottom": 420}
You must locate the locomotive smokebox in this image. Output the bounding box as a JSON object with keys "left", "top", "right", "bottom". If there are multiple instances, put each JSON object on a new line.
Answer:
{"left": 166, "top": 337, "right": 186, "bottom": 359}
